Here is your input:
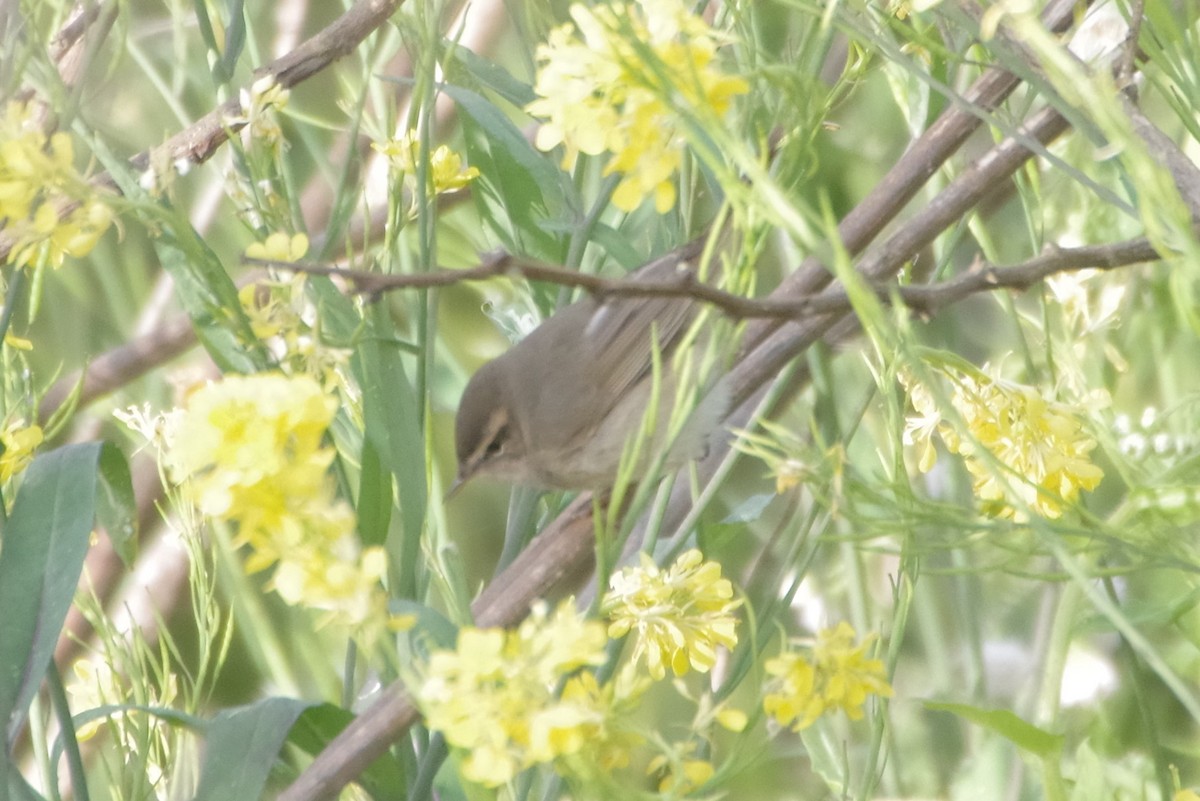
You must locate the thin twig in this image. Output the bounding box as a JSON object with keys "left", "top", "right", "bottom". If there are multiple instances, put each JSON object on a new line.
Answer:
{"left": 256, "top": 235, "right": 1160, "bottom": 323}
{"left": 1116, "top": 0, "right": 1146, "bottom": 87}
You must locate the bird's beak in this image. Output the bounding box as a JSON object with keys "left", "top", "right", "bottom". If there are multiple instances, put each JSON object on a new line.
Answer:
{"left": 444, "top": 473, "right": 467, "bottom": 501}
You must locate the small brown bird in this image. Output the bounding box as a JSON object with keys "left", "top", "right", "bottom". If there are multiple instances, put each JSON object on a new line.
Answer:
{"left": 454, "top": 239, "right": 728, "bottom": 491}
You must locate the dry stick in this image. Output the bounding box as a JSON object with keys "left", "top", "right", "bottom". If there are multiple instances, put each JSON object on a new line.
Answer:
{"left": 48, "top": 1, "right": 111, "bottom": 60}
{"left": 278, "top": 91, "right": 1089, "bottom": 801}
{"left": 1124, "top": 98, "right": 1200, "bottom": 220}
{"left": 254, "top": 235, "right": 1160, "bottom": 323}
{"left": 0, "top": 0, "right": 405, "bottom": 262}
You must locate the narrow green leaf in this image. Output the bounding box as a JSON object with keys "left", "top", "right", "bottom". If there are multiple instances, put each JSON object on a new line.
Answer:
{"left": 357, "top": 435, "right": 393, "bottom": 548}
{"left": 443, "top": 83, "right": 570, "bottom": 262}
{"left": 925, "top": 700, "right": 1064, "bottom": 756}
{"left": 96, "top": 442, "right": 138, "bottom": 566}
{"left": 217, "top": 0, "right": 247, "bottom": 85}
{"left": 151, "top": 223, "right": 260, "bottom": 374}
{"left": 354, "top": 304, "right": 425, "bottom": 599}
{"left": 193, "top": 697, "right": 316, "bottom": 801}
{"left": 443, "top": 44, "right": 536, "bottom": 108}
{"left": 0, "top": 444, "right": 117, "bottom": 744}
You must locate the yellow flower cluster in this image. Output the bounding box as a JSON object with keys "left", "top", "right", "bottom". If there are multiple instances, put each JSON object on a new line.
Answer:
{"left": 603, "top": 549, "right": 741, "bottom": 680}
{"left": 0, "top": 419, "right": 43, "bottom": 483}
{"left": 373, "top": 131, "right": 480, "bottom": 195}
{"left": 237, "top": 246, "right": 353, "bottom": 394}
{"left": 415, "top": 601, "right": 616, "bottom": 787}
{"left": 165, "top": 373, "right": 389, "bottom": 634}
{"left": 526, "top": 0, "right": 747, "bottom": 212}
{"left": 903, "top": 367, "right": 1104, "bottom": 520}
{"left": 0, "top": 101, "right": 114, "bottom": 269}
{"left": 417, "top": 550, "right": 745, "bottom": 789}
{"left": 763, "top": 622, "right": 893, "bottom": 731}
{"left": 245, "top": 230, "right": 308, "bottom": 263}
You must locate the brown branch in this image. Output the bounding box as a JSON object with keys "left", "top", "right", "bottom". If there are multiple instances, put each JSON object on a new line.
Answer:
{"left": 0, "top": 0, "right": 404, "bottom": 262}
{"left": 1116, "top": 0, "right": 1145, "bottom": 87}
{"left": 256, "top": 234, "right": 1161, "bottom": 324}
{"left": 893, "top": 238, "right": 1160, "bottom": 309}
{"left": 1124, "top": 98, "right": 1200, "bottom": 222}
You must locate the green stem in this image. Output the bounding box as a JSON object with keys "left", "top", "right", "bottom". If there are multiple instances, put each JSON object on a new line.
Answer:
{"left": 46, "top": 662, "right": 89, "bottom": 801}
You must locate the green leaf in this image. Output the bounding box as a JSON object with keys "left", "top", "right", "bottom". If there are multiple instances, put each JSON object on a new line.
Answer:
{"left": 217, "top": 0, "right": 247, "bottom": 85}
{"left": 588, "top": 221, "right": 648, "bottom": 271}
{"left": 720, "top": 492, "right": 775, "bottom": 525}
{"left": 443, "top": 43, "right": 537, "bottom": 108}
{"left": 96, "top": 441, "right": 138, "bottom": 565}
{"left": 287, "top": 703, "right": 407, "bottom": 801}
{"left": 0, "top": 443, "right": 132, "bottom": 746}
{"left": 924, "top": 700, "right": 1064, "bottom": 757}
{"left": 355, "top": 304, "right": 425, "bottom": 599}
{"left": 357, "top": 435, "right": 393, "bottom": 548}
{"left": 193, "top": 697, "right": 316, "bottom": 801}
{"left": 151, "top": 221, "right": 260, "bottom": 374}
{"left": 443, "top": 83, "right": 570, "bottom": 262}
{"left": 799, "top": 724, "right": 846, "bottom": 795}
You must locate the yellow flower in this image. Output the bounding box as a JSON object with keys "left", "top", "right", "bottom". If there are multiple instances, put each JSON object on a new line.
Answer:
{"left": 603, "top": 549, "right": 741, "bottom": 680}
{"left": 66, "top": 659, "right": 122, "bottom": 741}
{"left": 415, "top": 600, "right": 610, "bottom": 788}
{"left": 427, "top": 145, "right": 480, "bottom": 192}
{"left": 646, "top": 738, "right": 716, "bottom": 794}
{"left": 164, "top": 373, "right": 393, "bottom": 637}
{"left": 238, "top": 277, "right": 353, "bottom": 391}
{"left": 245, "top": 231, "right": 308, "bottom": 262}
{"left": 903, "top": 367, "right": 1104, "bottom": 519}
{"left": 373, "top": 131, "right": 480, "bottom": 194}
{"left": 900, "top": 372, "right": 942, "bottom": 474}
{"left": 165, "top": 373, "right": 336, "bottom": 524}
{"left": 763, "top": 622, "right": 893, "bottom": 731}
{"left": 526, "top": 0, "right": 747, "bottom": 212}
{"left": 647, "top": 756, "right": 714, "bottom": 794}
{"left": 0, "top": 420, "right": 43, "bottom": 483}
{"left": 0, "top": 101, "right": 114, "bottom": 269}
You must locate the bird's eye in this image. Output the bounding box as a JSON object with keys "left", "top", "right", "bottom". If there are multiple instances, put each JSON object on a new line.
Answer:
{"left": 484, "top": 426, "right": 508, "bottom": 458}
